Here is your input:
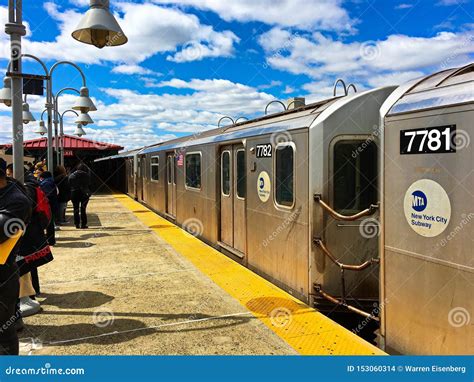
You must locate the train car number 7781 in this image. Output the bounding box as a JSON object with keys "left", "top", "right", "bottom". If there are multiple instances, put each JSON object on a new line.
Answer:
{"left": 400, "top": 125, "right": 456, "bottom": 155}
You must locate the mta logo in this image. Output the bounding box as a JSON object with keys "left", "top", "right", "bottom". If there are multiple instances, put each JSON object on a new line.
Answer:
{"left": 411, "top": 190, "right": 427, "bottom": 212}
{"left": 259, "top": 177, "right": 265, "bottom": 189}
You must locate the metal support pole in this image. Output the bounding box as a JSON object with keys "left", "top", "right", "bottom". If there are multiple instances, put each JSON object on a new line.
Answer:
{"left": 54, "top": 97, "right": 60, "bottom": 165}
{"left": 46, "top": 79, "right": 54, "bottom": 171}
{"left": 5, "top": 0, "right": 26, "bottom": 182}
{"left": 60, "top": 117, "right": 64, "bottom": 166}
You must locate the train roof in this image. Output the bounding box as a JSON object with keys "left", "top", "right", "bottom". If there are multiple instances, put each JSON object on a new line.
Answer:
{"left": 388, "top": 62, "right": 474, "bottom": 115}
{"left": 140, "top": 97, "right": 341, "bottom": 154}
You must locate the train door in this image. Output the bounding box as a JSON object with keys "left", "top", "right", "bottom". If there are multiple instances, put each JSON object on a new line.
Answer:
{"left": 320, "top": 136, "right": 379, "bottom": 305}
{"left": 166, "top": 153, "right": 177, "bottom": 218}
{"left": 219, "top": 144, "right": 246, "bottom": 255}
{"left": 136, "top": 155, "right": 145, "bottom": 201}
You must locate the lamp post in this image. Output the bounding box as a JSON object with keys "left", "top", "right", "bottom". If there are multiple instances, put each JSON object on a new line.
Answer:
{"left": 4, "top": 0, "right": 126, "bottom": 180}
{"left": 5, "top": 0, "right": 26, "bottom": 181}
{"left": 54, "top": 86, "right": 95, "bottom": 165}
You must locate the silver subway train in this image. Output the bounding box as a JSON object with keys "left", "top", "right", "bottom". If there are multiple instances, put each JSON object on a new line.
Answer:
{"left": 96, "top": 63, "right": 473, "bottom": 355}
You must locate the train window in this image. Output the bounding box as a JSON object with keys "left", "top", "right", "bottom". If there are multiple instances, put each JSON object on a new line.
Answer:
{"left": 185, "top": 152, "right": 202, "bottom": 190}
{"left": 151, "top": 156, "right": 159, "bottom": 181}
{"left": 236, "top": 149, "right": 246, "bottom": 199}
{"left": 221, "top": 151, "right": 230, "bottom": 196}
{"left": 333, "top": 140, "right": 377, "bottom": 214}
{"left": 275, "top": 143, "right": 294, "bottom": 208}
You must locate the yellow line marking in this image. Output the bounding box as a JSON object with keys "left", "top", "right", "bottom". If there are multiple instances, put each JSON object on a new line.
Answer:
{"left": 114, "top": 193, "right": 385, "bottom": 355}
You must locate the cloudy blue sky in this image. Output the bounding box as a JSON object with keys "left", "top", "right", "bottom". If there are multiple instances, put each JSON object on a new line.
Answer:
{"left": 0, "top": 0, "right": 473, "bottom": 149}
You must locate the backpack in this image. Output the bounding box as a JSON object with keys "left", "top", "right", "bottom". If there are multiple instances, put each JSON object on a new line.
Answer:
{"left": 35, "top": 187, "right": 52, "bottom": 229}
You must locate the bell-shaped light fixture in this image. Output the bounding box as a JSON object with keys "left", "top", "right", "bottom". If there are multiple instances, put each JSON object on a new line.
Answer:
{"left": 22, "top": 102, "right": 36, "bottom": 124}
{"left": 0, "top": 77, "right": 12, "bottom": 107}
{"left": 35, "top": 121, "right": 48, "bottom": 136}
{"left": 75, "top": 111, "right": 94, "bottom": 126}
{"left": 73, "top": 87, "right": 97, "bottom": 112}
{"left": 74, "top": 123, "right": 87, "bottom": 137}
{"left": 72, "top": 0, "right": 128, "bottom": 49}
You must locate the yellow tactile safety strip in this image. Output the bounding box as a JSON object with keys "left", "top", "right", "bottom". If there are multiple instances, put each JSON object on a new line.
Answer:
{"left": 114, "top": 193, "right": 385, "bottom": 355}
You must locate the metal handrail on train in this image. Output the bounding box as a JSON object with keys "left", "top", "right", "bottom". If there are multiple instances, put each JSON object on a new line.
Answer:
{"left": 313, "top": 194, "right": 379, "bottom": 221}
{"left": 218, "top": 116, "right": 235, "bottom": 127}
{"left": 235, "top": 117, "right": 249, "bottom": 124}
{"left": 313, "top": 238, "right": 379, "bottom": 271}
{"left": 333, "top": 78, "right": 348, "bottom": 97}
{"left": 313, "top": 238, "right": 380, "bottom": 321}
{"left": 346, "top": 83, "right": 357, "bottom": 94}
{"left": 264, "top": 100, "right": 287, "bottom": 115}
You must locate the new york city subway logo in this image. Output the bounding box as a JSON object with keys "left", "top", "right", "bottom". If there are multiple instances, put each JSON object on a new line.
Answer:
{"left": 411, "top": 190, "right": 427, "bottom": 212}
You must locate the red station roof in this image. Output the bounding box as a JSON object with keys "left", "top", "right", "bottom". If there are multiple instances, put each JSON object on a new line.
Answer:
{"left": 1, "top": 135, "right": 123, "bottom": 151}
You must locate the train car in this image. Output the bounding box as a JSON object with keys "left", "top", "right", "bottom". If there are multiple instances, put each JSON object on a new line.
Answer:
{"left": 379, "top": 63, "right": 473, "bottom": 354}
{"left": 128, "top": 84, "right": 396, "bottom": 323}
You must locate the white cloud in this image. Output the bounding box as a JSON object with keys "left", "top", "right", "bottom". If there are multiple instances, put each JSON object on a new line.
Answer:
{"left": 111, "top": 64, "right": 162, "bottom": 76}
{"left": 0, "top": 3, "right": 239, "bottom": 65}
{"left": 437, "top": 0, "right": 469, "bottom": 5}
{"left": 153, "top": 0, "right": 355, "bottom": 31}
{"left": 259, "top": 28, "right": 474, "bottom": 85}
{"left": 395, "top": 3, "right": 415, "bottom": 9}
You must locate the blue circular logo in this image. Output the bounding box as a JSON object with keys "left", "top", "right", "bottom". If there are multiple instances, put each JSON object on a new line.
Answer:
{"left": 411, "top": 190, "right": 427, "bottom": 212}
{"left": 259, "top": 177, "right": 265, "bottom": 189}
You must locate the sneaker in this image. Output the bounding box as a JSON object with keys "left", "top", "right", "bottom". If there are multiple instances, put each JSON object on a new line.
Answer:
{"left": 19, "top": 297, "right": 41, "bottom": 317}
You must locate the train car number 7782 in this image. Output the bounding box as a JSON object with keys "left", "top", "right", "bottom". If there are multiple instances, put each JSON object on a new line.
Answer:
{"left": 400, "top": 125, "right": 456, "bottom": 155}
{"left": 256, "top": 144, "right": 272, "bottom": 158}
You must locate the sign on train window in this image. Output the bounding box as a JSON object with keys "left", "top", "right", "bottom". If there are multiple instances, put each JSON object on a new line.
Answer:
{"left": 275, "top": 144, "right": 294, "bottom": 208}
{"left": 333, "top": 140, "right": 377, "bottom": 214}
{"left": 221, "top": 151, "right": 230, "bottom": 196}
{"left": 236, "top": 150, "right": 246, "bottom": 199}
{"left": 185, "top": 153, "right": 202, "bottom": 190}
{"left": 151, "top": 156, "right": 159, "bottom": 181}
{"left": 400, "top": 125, "right": 456, "bottom": 155}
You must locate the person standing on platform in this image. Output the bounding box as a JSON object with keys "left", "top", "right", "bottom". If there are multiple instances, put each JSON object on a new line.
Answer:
{"left": 54, "top": 166, "right": 71, "bottom": 224}
{"left": 69, "top": 164, "right": 91, "bottom": 229}
{"left": 0, "top": 159, "right": 31, "bottom": 355}
{"left": 39, "top": 171, "right": 59, "bottom": 245}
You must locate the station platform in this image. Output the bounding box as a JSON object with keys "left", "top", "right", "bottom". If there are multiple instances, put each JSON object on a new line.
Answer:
{"left": 19, "top": 193, "right": 384, "bottom": 356}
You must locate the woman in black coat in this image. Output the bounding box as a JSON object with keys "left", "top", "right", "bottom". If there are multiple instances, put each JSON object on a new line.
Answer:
{"left": 54, "top": 166, "right": 71, "bottom": 224}
{"left": 69, "top": 163, "right": 91, "bottom": 229}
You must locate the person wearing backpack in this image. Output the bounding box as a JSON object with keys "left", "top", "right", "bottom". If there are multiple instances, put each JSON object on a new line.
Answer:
{"left": 0, "top": 159, "right": 32, "bottom": 355}
{"left": 16, "top": 173, "right": 54, "bottom": 317}
{"left": 39, "top": 171, "right": 58, "bottom": 245}
{"left": 69, "top": 163, "right": 91, "bottom": 229}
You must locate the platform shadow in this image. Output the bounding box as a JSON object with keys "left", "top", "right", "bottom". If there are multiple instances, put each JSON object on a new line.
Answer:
{"left": 41, "top": 291, "right": 114, "bottom": 309}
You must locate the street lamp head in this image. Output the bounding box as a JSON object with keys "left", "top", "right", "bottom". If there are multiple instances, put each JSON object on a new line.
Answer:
{"left": 72, "top": 86, "right": 97, "bottom": 112}
{"left": 22, "top": 102, "right": 36, "bottom": 124}
{"left": 75, "top": 111, "right": 94, "bottom": 125}
{"left": 0, "top": 77, "right": 12, "bottom": 107}
{"left": 35, "top": 121, "right": 47, "bottom": 136}
{"left": 72, "top": 0, "right": 128, "bottom": 49}
{"left": 74, "top": 123, "right": 87, "bottom": 137}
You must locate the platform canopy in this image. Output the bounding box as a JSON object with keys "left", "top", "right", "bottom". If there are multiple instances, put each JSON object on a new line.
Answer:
{"left": 0, "top": 134, "right": 123, "bottom": 165}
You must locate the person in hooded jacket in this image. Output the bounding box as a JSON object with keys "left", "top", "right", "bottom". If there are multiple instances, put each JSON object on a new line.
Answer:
{"left": 0, "top": 159, "right": 32, "bottom": 355}
{"left": 54, "top": 166, "right": 70, "bottom": 224}
{"left": 69, "top": 163, "right": 91, "bottom": 229}
{"left": 39, "top": 171, "right": 59, "bottom": 245}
